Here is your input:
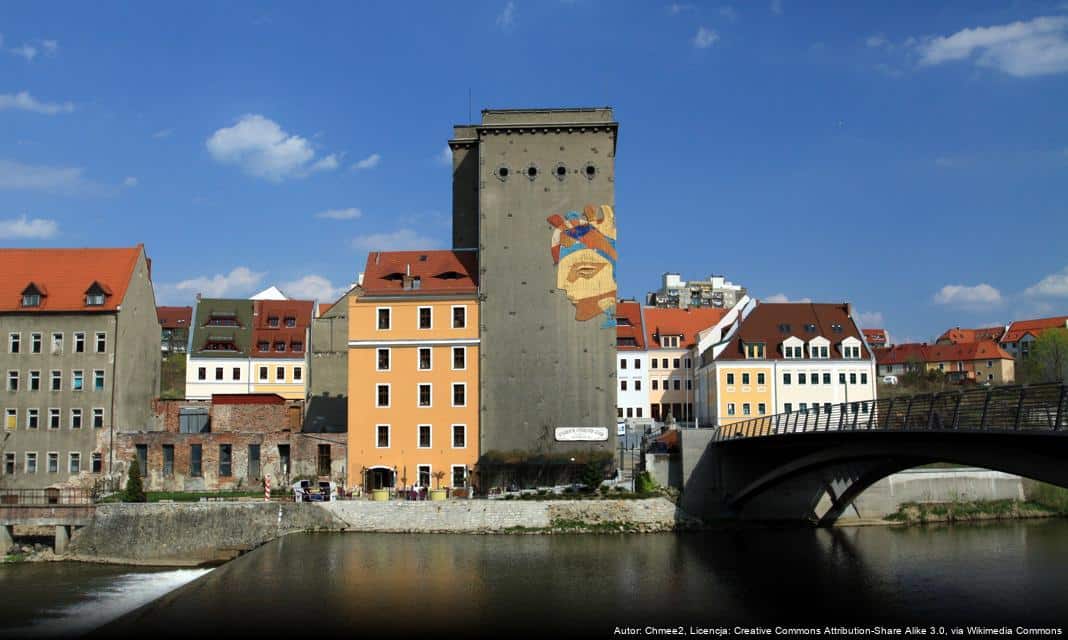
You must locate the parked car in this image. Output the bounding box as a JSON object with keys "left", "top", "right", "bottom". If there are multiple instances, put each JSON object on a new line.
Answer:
{"left": 293, "top": 480, "right": 338, "bottom": 502}
{"left": 882, "top": 375, "right": 899, "bottom": 385}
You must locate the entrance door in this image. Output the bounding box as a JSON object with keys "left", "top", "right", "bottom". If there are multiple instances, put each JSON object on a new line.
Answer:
{"left": 248, "top": 444, "right": 261, "bottom": 481}
{"left": 277, "top": 444, "right": 291, "bottom": 479}
{"left": 369, "top": 468, "right": 393, "bottom": 490}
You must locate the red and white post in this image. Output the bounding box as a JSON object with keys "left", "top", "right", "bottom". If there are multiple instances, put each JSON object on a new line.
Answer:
{"left": 264, "top": 475, "right": 271, "bottom": 502}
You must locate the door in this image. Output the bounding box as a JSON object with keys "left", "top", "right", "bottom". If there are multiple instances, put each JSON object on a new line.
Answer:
{"left": 248, "top": 444, "right": 261, "bottom": 481}
{"left": 278, "top": 444, "right": 291, "bottom": 479}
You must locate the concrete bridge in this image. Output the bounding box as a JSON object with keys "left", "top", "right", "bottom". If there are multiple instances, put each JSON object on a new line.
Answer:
{"left": 678, "top": 382, "right": 1068, "bottom": 525}
{"left": 0, "top": 489, "right": 95, "bottom": 554}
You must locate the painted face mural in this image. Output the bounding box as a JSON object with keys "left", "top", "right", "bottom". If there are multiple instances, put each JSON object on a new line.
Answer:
{"left": 548, "top": 204, "right": 618, "bottom": 328}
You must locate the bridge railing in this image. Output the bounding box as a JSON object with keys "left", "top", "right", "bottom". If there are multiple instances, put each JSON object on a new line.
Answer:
{"left": 712, "top": 382, "right": 1067, "bottom": 442}
{"left": 0, "top": 488, "right": 97, "bottom": 507}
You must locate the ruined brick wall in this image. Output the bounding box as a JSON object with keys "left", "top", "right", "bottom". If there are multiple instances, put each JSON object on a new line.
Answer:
{"left": 209, "top": 403, "right": 288, "bottom": 433}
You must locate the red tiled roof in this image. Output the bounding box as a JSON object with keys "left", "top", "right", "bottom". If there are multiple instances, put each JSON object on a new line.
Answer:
{"left": 877, "top": 340, "right": 1012, "bottom": 365}
{"left": 0, "top": 246, "right": 143, "bottom": 313}
{"left": 615, "top": 300, "right": 646, "bottom": 351}
{"left": 250, "top": 299, "right": 313, "bottom": 359}
{"left": 644, "top": 307, "right": 728, "bottom": 350}
{"left": 862, "top": 328, "right": 888, "bottom": 344}
{"left": 212, "top": 393, "right": 286, "bottom": 405}
{"left": 717, "top": 303, "right": 868, "bottom": 361}
{"left": 936, "top": 325, "right": 1006, "bottom": 344}
{"left": 361, "top": 250, "right": 478, "bottom": 296}
{"left": 875, "top": 343, "right": 928, "bottom": 366}
{"left": 157, "top": 306, "right": 192, "bottom": 329}
{"left": 1001, "top": 316, "right": 1068, "bottom": 344}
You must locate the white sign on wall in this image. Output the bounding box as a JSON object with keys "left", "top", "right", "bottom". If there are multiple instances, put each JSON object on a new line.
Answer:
{"left": 554, "top": 427, "right": 609, "bottom": 442}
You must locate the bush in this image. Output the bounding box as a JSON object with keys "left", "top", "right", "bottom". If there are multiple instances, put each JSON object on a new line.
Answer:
{"left": 123, "top": 457, "right": 146, "bottom": 503}
{"left": 580, "top": 461, "right": 602, "bottom": 493}
{"left": 635, "top": 471, "right": 657, "bottom": 495}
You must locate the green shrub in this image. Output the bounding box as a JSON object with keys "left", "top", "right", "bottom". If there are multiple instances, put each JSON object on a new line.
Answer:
{"left": 635, "top": 471, "right": 657, "bottom": 495}
{"left": 580, "top": 461, "right": 602, "bottom": 493}
{"left": 123, "top": 457, "right": 146, "bottom": 503}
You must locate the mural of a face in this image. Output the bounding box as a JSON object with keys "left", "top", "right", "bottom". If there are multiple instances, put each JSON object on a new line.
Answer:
{"left": 548, "top": 205, "right": 618, "bottom": 328}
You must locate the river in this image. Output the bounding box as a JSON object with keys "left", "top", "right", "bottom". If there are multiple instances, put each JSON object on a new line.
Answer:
{"left": 3, "top": 520, "right": 1067, "bottom": 637}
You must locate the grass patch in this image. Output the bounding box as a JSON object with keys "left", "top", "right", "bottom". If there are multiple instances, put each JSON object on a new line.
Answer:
{"left": 1024, "top": 481, "right": 1068, "bottom": 513}
{"left": 888, "top": 498, "right": 1062, "bottom": 524}
{"left": 160, "top": 354, "right": 187, "bottom": 400}
{"left": 99, "top": 490, "right": 291, "bottom": 503}
{"left": 549, "top": 518, "right": 642, "bottom": 533}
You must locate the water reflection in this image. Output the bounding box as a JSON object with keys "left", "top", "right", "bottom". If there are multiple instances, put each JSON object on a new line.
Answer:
{"left": 94, "top": 520, "right": 1068, "bottom": 637}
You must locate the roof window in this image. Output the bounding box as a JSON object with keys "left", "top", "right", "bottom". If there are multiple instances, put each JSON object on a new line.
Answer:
{"left": 778, "top": 323, "right": 791, "bottom": 334}
{"left": 831, "top": 323, "right": 843, "bottom": 334}
{"left": 20, "top": 283, "right": 44, "bottom": 308}
{"left": 804, "top": 323, "right": 816, "bottom": 333}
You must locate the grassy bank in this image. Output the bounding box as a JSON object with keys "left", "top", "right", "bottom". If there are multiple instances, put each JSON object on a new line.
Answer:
{"left": 885, "top": 483, "right": 1068, "bottom": 524}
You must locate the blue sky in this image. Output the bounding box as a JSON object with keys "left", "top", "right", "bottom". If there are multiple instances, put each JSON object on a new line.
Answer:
{"left": 2, "top": 1, "right": 1067, "bottom": 343}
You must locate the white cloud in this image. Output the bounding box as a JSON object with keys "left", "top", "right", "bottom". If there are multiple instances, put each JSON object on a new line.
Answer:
{"left": 9, "top": 44, "right": 38, "bottom": 61}
{"left": 770, "top": 0, "right": 783, "bottom": 16}
{"left": 152, "top": 128, "right": 173, "bottom": 139}
{"left": 279, "top": 274, "right": 348, "bottom": 303}
{"left": 496, "top": 1, "right": 516, "bottom": 30}
{"left": 0, "top": 215, "right": 58, "bottom": 239}
{"left": 0, "top": 91, "right": 74, "bottom": 115}
{"left": 205, "top": 114, "right": 339, "bottom": 181}
{"left": 855, "top": 311, "right": 885, "bottom": 328}
{"left": 40, "top": 40, "right": 58, "bottom": 55}
{"left": 933, "top": 283, "right": 1003, "bottom": 306}
{"left": 866, "top": 34, "right": 889, "bottom": 48}
{"left": 437, "top": 145, "right": 452, "bottom": 166}
{"left": 693, "top": 26, "right": 720, "bottom": 49}
{"left": 668, "top": 3, "right": 695, "bottom": 15}
{"left": 719, "top": 6, "right": 738, "bottom": 21}
{"left": 315, "top": 207, "right": 362, "bottom": 220}
{"left": 763, "top": 293, "right": 812, "bottom": 303}
{"left": 123, "top": 176, "right": 138, "bottom": 187}
{"left": 0, "top": 159, "right": 93, "bottom": 193}
{"left": 1024, "top": 266, "right": 1068, "bottom": 297}
{"left": 914, "top": 15, "right": 1068, "bottom": 77}
{"left": 352, "top": 153, "right": 381, "bottom": 170}
{"left": 351, "top": 228, "right": 440, "bottom": 252}
{"left": 169, "top": 267, "right": 265, "bottom": 299}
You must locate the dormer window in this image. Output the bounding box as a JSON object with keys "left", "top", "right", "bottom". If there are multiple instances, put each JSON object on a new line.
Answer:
{"left": 258, "top": 341, "right": 269, "bottom": 352}
{"left": 84, "top": 282, "right": 110, "bottom": 306}
{"left": 20, "top": 284, "right": 44, "bottom": 308}
{"left": 291, "top": 341, "right": 303, "bottom": 352}
{"left": 783, "top": 336, "right": 804, "bottom": 359}
{"left": 831, "top": 323, "right": 843, "bottom": 334}
{"left": 778, "top": 323, "right": 791, "bottom": 334}
{"left": 207, "top": 312, "right": 238, "bottom": 327}
{"left": 404, "top": 276, "right": 422, "bottom": 290}
{"left": 284, "top": 316, "right": 296, "bottom": 328}
{"left": 267, "top": 316, "right": 279, "bottom": 328}
{"left": 744, "top": 342, "right": 766, "bottom": 359}
{"left": 841, "top": 336, "right": 862, "bottom": 359}
{"left": 274, "top": 341, "right": 286, "bottom": 352}
{"left": 808, "top": 337, "right": 830, "bottom": 359}
{"left": 661, "top": 335, "right": 680, "bottom": 348}
{"left": 804, "top": 323, "right": 817, "bottom": 333}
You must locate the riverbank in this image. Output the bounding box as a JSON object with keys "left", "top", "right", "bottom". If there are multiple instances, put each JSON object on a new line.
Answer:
{"left": 883, "top": 480, "right": 1068, "bottom": 524}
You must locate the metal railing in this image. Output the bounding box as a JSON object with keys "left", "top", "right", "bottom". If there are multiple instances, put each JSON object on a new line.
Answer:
{"left": 0, "top": 488, "right": 97, "bottom": 507}
{"left": 712, "top": 382, "right": 1068, "bottom": 442}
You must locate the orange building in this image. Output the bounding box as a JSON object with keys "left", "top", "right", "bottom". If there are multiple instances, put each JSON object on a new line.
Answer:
{"left": 347, "top": 250, "right": 479, "bottom": 493}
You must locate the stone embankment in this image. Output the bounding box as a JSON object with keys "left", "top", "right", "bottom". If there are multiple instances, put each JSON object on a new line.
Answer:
{"left": 66, "top": 498, "right": 692, "bottom": 565}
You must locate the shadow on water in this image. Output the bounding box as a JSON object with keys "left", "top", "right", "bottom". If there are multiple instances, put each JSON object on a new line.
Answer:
{"left": 92, "top": 520, "right": 1068, "bottom": 638}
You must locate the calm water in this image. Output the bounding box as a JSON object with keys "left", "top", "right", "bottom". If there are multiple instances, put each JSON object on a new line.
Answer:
{"left": 4, "top": 520, "right": 1068, "bottom": 637}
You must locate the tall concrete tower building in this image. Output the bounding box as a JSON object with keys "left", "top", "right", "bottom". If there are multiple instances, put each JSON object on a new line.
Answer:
{"left": 449, "top": 108, "right": 619, "bottom": 474}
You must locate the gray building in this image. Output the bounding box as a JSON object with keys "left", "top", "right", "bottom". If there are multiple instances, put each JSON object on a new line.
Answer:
{"left": 449, "top": 108, "right": 619, "bottom": 470}
{"left": 647, "top": 272, "right": 747, "bottom": 310}
{"left": 0, "top": 245, "right": 160, "bottom": 489}
{"left": 305, "top": 288, "right": 359, "bottom": 433}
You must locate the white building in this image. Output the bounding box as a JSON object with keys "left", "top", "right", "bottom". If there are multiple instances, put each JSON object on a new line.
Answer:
{"left": 647, "top": 272, "right": 747, "bottom": 310}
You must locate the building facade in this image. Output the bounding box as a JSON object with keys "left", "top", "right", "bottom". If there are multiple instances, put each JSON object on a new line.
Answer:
{"left": 0, "top": 246, "right": 160, "bottom": 489}
{"left": 157, "top": 306, "right": 192, "bottom": 353}
{"left": 876, "top": 341, "right": 1015, "bottom": 384}
{"left": 615, "top": 300, "right": 649, "bottom": 422}
{"left": 643, "top": 307, "right": 727, "bottom": 425}
{"left": 347, "top": 250, "right": 479, "bottom": 493}
{"left": 449, "top": 108, "right": 619, "bottom": 464}
{"left": 247, "top": 299, "right": 313, "bottom": 401}
{"left": 647, "top": 273, "right": 747, "bottom": 310}
{"left": 305, "top": 290, "right": 358, "bottom": 434}
{"left": 697, "top": 300, "right": 878, "bottom": 429}
{"left": 1000, "top": 316, "right": 1068, "bottom": 359}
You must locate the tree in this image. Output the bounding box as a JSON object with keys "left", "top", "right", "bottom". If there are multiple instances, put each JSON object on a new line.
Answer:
{"left": 433, "top": 470, "right": 446, "bottom": 490}
{"left": 1020, "top": 329, "right": 1068, "bottom": 383}
{"left": 123, "top": 457, "right": 146, "bottom": 503}
{"left": 580, "top": 459, "right": 603, "bottom": 493}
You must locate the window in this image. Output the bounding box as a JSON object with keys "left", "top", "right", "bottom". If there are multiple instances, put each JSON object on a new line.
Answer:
{"left": 811, "top": 372, "right": 819, "bottom": 385}
{"left": 70, "top": 408, "right": 82, "bottom": 429}
{"left": 798, "top": 373, "right": 807, "bottom": 385}
{"left": 8, "top": 332, "right": 19, "bottom": 354}
{"left": 27, "top": 408, "right": 38, "bottom": 429}
{"left": 93, "top": 370, "right": 104, "bottom": 391}
{"left": 831, "top": 323, "right": 843, "bottom": 334}
{"left": 626, "top": 408, "right": 633, "bottom": 418}
{"left": 651, "top": 359, "right": 658, "bottom": 369}
{"left": 276, "top": 366, "right": 285, "bottom": 381}
{"left": 267, "top": 316, "right": 279, "bottom": 328}
{"left": 418, "top": 465, "right": 431, "bottom": 488}
{"left": 452, "top": 383, "right": 466, "bottom": 407}
{"left": 727, "top": 403, "right": 736, "bottom": 416}
{"left": 293, "top": 367, "right": 302, "bottom": 381}
{"left": 661, "top": 358, "right": 668, "bottom": 368}
{"left": 71, "top": 370, "right": 84, "bottom": 391}
{"left": 452, "top": 306, "right": 466, "bottom": 329}
{"left": 850, "top": 402, "right": 859, "bottom": 414}
{"left": 824, "top": 403, "right": 832, "bottom": 414}
{"left": 849, "top": 372, "right": 857, "bottom": 384}
{"left": 31, "top": 333, "right": 41, "bottom": 353}
{"left": 637, "top": 408, "right": 643, "bottom": 418}
{"left": 685, "top": 358, "right": 692, "bottom": 368}
{"left": 274, "top": 342, "right": 285, "bottom": 352}
{"left": 91, "top": 453, "right": 102, "bottom": 473}
{"left": 418, "top": 383, "right": 432, "bottom": 407}
{"left": 163, "top": 445, "right": 174, "bottom": 477}
{"left": 317, "top": 445, "right": 331, "bottom": 476}
{"left": 215, "top": 367, "right": 223, "bottom": 381}
{"left": 783, "top": 373, "right": 792, "bottom": 385}
{"left": 190, "top": 444, "right": 202, "bottom": 477}
{"left": 259, "top": 366, "right": 268, "bottom": 381}
{"left": 860, "top": 373, "right": 868, "bottom": 385}
{"left": 92, "top": 408, "right": 104, "bottom": 428}
{"left": 86, "top": 291, "right": 105, "bottom": 306}
{"left": 618, "top": 408, "right": 624, "bottom": 418}
{"left": 757, "top": 372, "right": 766, "bottom": 385}
{"left": 376, "top": 384, "right": 390, "bottom": 407}
{"left": 741, "top": 373, "right": 750, "bottom": 385}
{"left": 621, "top": 380, "right": 628, "bottom": 391}
{"left": 233, "top": 367, "right": 241, "bottom": 380}
{"left": 418, "top": 425, "right": 432, "bottom": 448}
{"left": 778, "top": 323, "right": 791, "bottom": 334}
{"left": 50, "top": 370, "right": 61, "bottom": 391}
{"left": 198, "top": 367, "right": 207, "bottom": 381}
{"left": 686, "top": 379, "right": 692, "bottom": 390}
{"left": 69, "top": 452, "right": 81, "bottom": 474}
{"left": 673, "top": 379, "right": 681, "bottom": 391}
{"left": 726, "top": 373, "right": 735, "bottom": 385}
{"left": 418, "top": 306, "right": 432, "bottom": 329}
{"left": 258, "top": 341, "right": 269, "bottom": 352}
{"left": 418, "top": 347, "right": 432, "bottom": 370}
{"left": 673, "top": 358, "right": 681, "bottom": 368}
{"left": 74, "top": 332, "right": 85, "bottom": 353}
{"left": 376, "top": 425, "right": 390, "bottom": 448}
{"left": 758, "top": 403, "right": 767, "bottom": 415}
{"left": 839, "top": 373, "right": 846, "bottom": 384}
{"left": 652, "top": 379, "right": 659, "bottom": 390}
{"left": 744, "top": 342, "right": 766, "bottom": 359}
{"left": 800, "top": 402, "right": 808, "bottom": 413}
{"left": 285, "top": 316, "right": 296, "bottom": 328}
{"left": 219, "top": 444, "right": 232, "bottom": 477}
{"left": 51, "top": 332, "right": 63, "bottom": 354}
{"left": 291, "top": 341, "right": 303, "bottom": 353}
{"left": 452, "top": 347, "right": 466, "bottom": 370}
{"left": 6, "top": 370, "right": 17, "bottom": 391}
{"left": 377, "top": 348, "right": 391, "bottom": 370}
{"left": 804, "top": 323, "right": 817, "bottom": 333}
{"left": 635, "top": 380, "right": 642, "bottom": 391}
{"left": 452, "top": 465, "right": 466, "bottom": 488}
{"left": 823, "top": 373, "right": 831, "bottom": 384}
{"left": 784, "top": 403, "right": 793, "bottom": 413}
{"left": 620, "top": 359, "right": 628, "bottom": 370}
{"left": 22, "top": 293, "right": 40, "bottom": 307}
{"left": 3, "top": 452, "right": 14, "bottom": 475}
{"left": 743, "top": 403, "right": 751, "bottom": 416}
{"left": 25, "top": 452, "right": 37, "bottom": 474}
{"left": 4, "top": 409, "right": 15, "bottom": 430}
{"left": 47, "top": 452, "right": 58, "bottom": 473}
{"left": 136, "top": 444, "right": 147, "bottom": 476}
{"left": 377, "top": 308, "right": 391, "bottom": 330}
{"left": 49, "top": 408, "right": 60, "bottom": 429}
